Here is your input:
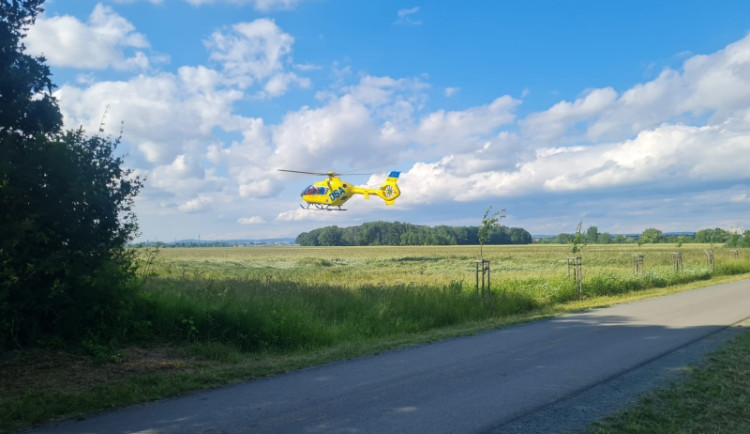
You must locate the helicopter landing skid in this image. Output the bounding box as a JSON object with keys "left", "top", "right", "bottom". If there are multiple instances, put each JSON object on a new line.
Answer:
{"left": 300, "top": 203, "right": 347, "bottom": 211}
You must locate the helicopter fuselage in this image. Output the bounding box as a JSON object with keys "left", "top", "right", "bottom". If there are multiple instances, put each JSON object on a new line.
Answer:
{"left": 298, "top": 172, "right": 400, "bottom": 210}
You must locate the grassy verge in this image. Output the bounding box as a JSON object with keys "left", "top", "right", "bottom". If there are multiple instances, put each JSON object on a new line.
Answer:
{"left": 1, "top": 273, "right": 748, "bottom": 433}
{"left": 585, "top": 324, "right": 750, "bottom": 433}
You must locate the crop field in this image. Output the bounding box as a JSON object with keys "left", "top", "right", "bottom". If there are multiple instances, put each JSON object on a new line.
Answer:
{"left": 134, "top": 243, "right": 750, "bottom": 354}
{"left": 143, "top": 243, "right": 741, "bottom": 285}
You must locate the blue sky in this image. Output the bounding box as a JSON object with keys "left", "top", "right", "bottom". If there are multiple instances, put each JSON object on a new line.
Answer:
{"left": 27, "top": 0, "right": 750, "bottom": 241}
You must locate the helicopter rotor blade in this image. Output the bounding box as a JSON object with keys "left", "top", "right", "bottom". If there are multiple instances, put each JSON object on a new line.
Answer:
{"left": 277, "top": 169, "right": 371, "bottom": 177}
{"left": 277, "top": 169, "right": 332, "bottom": 176}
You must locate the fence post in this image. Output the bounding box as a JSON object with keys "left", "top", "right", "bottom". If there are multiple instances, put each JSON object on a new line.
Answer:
{"left": 672, "top": 252, "right": 682, "bottom": 272}
{"left": 567, "top": 256, "right": 582, "bottom": 298}
{"left": 704, "top": 250, "right": 714, "bottom": 270}
{"left": 632, "top": 254, "right": 644, "bottom": 276}
{"left": 475, "top": 259, "right": 490, "bottom": 297}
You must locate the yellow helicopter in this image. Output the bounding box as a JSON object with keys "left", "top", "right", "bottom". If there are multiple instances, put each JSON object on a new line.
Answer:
{"left": 278, "top": 170, "right": 401, "bottom": 211}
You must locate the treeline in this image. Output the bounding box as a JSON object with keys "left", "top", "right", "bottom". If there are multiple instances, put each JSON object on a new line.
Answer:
{"left": 537, "top": 226, "right": 750, "bottom": 246}
{"left": 295, "top": 221, "right": 533, "bottom": 246}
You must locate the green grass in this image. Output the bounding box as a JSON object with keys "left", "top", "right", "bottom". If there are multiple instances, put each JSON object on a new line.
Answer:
{"left": 585, "top": 326, "right": 750, "bottom": 433}
{"left": 130, "top": 244, "right": 745, "bottom": 353}
{"left": 2, "top": 244, "right": 749, "bottom": 432}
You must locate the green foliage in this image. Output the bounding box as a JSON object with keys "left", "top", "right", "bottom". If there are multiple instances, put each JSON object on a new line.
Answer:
{"left": 1, "top": 131, "right": 143, "bottom": 348}
{"left": 540, "top": 227, "right": 750, "bottom": 246}
{"left": 571, "top": 221, "right": 586, "bottom": 254}
{"left": 0, "top": 3, "right": 143, "bottom": 349}
{"left": 640, "top": 227, "right": 665, "bottom": 243}
{"left": 586, "top": 226, "right": 599, "bottom": 244}
{"left": 695, "top": 227, "right": 731, "bottom": 244}
{"left": 296, "top": 220, "right": 531, "bottom": 247}
{"left": 479, "top": 206, "right": 505, "bottom": 260}
{"left": 0, "top": 0, "right": 61, "bottom": 135}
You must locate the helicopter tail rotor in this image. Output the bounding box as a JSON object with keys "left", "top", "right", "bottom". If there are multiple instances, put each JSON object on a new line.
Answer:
{"left": 377, "top": 171, "right": 401, "bottom": 205}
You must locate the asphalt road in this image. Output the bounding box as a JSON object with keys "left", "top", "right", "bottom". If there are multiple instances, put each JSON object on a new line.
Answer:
{"left": 31, "top": 279, "right": 750, "bottom": 434}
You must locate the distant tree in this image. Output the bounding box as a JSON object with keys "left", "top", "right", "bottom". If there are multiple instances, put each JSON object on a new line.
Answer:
{"left": 1, "top": 2, "right": 143, "bottom": 348}
{"left": 586, "top": 226, "right": 599, "bottom": 244}
{"left": 695, "top": 228, "right": 729, "bottom": 244}
{"left": 295, "top": 221, "right": 533, "bottom": 247}
{"left": 295, "top": 231, "right": 319, "bottom": 246}
{"left": 676, "top": 234, "right": 686, "bottom": 247}
{"left": 742, "top": 230, "right": 750, "bottom": 248}
{"left": 509, "top": 227, "right": 532, "bottom": 244}
{"left": 640, "top": 228, "right": 665, "bottom": 243}
{"left": 726, "top": 232, "right": 741, "bottom": 248}
{"left": 613, "top": 234, "right": 627, "bottom": 243}
{"left": 317, "top": 226, "right": 342, "bottom": 246}
{"left": 597, "top": 232, "right": 612, "bottom": 244}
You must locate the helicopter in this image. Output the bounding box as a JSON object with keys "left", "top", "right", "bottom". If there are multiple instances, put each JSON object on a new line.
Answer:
{"left": 278, "top": 169, "right": 401, "bottom": 211}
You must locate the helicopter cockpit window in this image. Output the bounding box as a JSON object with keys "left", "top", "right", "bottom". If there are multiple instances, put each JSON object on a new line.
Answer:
{"left": 301, "top": 186, "right": 328, "bottom": 196}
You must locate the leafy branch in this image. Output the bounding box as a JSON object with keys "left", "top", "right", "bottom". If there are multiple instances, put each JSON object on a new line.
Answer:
{"left": 571, "top": 221, "right": 587, "bottom": 255}
{"left": 479, "top": 206, "right": 506, "bottom": 260}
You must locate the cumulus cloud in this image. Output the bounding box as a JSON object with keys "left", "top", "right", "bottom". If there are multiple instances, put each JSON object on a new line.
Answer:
{"left": 26, "top": 4, "right": 152, "bottom": 70}
{"left": 415, "top": 95, "right": 520, "bottom": 153}
{"left": 397, "top": 33, "right": 750, "bottom": 206}
{"left": 179, "top": 195, "right": 214, "bottom": 212}
{"left": 205, "top": 18, "right": 309, "bottom": 96}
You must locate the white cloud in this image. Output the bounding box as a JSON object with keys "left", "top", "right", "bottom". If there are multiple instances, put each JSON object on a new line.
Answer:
{"left": 395, "top": 7, "right": 422, "bottom": 26}
{"left": 239, "top": 179, "right": 275, "bottom": 198}
{"left": 238, "top": 216, "right": 265, "bottom": 224}
{"left": 729, "top": 191, "right": 750, "bottom": 203}
{"left": 56, "top": 71, "right": 245, "bottom": 165}
{"left": 398, "top": 33, "right": 750, "bottom": 206}
{"left": 415, "top": 95, "right": 520, "bottom": 155}
{"left": 276, "top": 208, "right": 341, "bottom": 222}
{"left": 205, "top": 18, "right": 307, "bottom": 96}
{"left": 179, "top": 195, "right": 214, "bottom": 213}
{"left": 26, "top": 4, "right": 152, "bottom": 70}
{"left": 444, "top": 87, "right": 460, "bottom": 97}
{"left": 520, "top": 87, "right": 618, "bottom": 143}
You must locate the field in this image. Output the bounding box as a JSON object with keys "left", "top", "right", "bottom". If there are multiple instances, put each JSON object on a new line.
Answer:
{"left": 3, "top": 243, "right": 750, "bottom": 432}
{"left": 131, "top": 243, "right": 746, "bottom": 354}
{"left": 143, "top": 243, "right": 735, "bottom": 288}
{"left": 143, "top": 243, "right": 736, "bottom": 287}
